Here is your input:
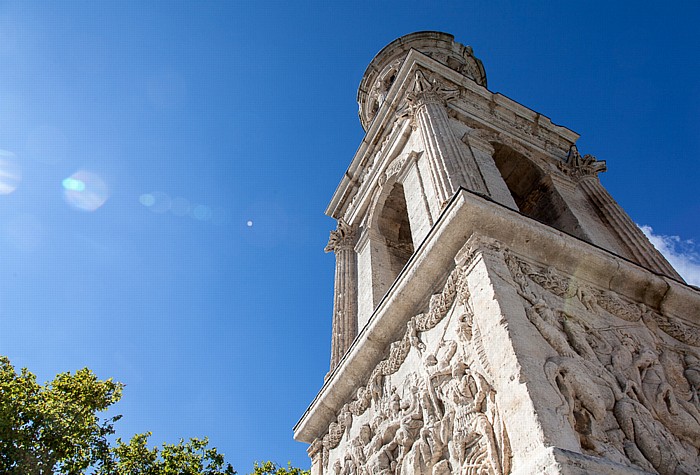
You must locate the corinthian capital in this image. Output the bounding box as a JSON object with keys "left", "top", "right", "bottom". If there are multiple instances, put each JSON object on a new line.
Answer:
{"left": 558, "top": 145, "right": 607, "bottom": 180}
{"left": 325, "top": 219, "right": 355, "bottom": 253}
{"left": 405, "top": 69, "right": 458, "bottom": 110}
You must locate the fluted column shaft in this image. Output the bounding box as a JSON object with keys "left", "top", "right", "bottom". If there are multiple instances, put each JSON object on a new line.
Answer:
{"left": 409, "top": 71, "right": 487, "bottom": 207}
{"left": 414, "top": 98, "right": 487, "bottom": 204}
{"left": 325, "top": 220, "right": 358, "bottom": 371}
{"left": 578, "top": 176, "right": 682, "bottom": 280}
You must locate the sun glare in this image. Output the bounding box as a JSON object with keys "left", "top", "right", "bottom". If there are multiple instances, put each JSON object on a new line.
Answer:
{"left": 62, "top": 170, "right": 109, "bottom": 211}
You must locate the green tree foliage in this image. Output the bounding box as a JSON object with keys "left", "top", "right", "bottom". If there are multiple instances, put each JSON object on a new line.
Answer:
{"left": 0, "top": 356, "right": 308, "bottom": 475}
{"left": 100, "top": 433, "right": 235, "bottom": 475}
{"left": 0, "top": 355, "right": 122, "bottom": 474}
{"left": 248, "top": 461, "right": 309, "bottom": 475}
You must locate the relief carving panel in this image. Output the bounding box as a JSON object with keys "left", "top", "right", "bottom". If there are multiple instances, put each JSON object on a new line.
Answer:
{"left": 316, "top": 262, "right": 512, "bottom": 475}
{"left": 504, "top": 251, "right": 700, "bottom": 475}
{"left": 312, "top": 241, "right": 699, "bottom": 475}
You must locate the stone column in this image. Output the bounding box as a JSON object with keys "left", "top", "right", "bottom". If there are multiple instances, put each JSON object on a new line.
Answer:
{"left": 408, "top": 70, "right": 487, "bottom": 206}
{"left": 325, "top": 219, "right": 358, "bottom": 371}
{"left": 307, "top": 439, "right": 324, "bottom": 475}
{"left": 561, "top": 146, "right": 682, "bottom": 280}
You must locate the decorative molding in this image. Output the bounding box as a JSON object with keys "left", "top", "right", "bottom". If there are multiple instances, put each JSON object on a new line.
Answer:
{"left": 654, "top": 313, "right": 700, "bottom": 347}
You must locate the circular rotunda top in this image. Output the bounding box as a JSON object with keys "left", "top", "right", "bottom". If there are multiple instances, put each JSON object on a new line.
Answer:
{"left": 357, "top": 31, "right": 487, "bottom": 131}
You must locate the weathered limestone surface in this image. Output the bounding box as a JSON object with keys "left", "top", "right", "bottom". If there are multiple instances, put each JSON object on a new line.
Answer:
{"left": 297, "top": 32, "right": 698, "bottom": 474}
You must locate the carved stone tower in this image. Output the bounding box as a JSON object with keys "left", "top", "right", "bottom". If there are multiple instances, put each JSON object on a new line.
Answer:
{"left": 295, "top": 32, "right": 700, "bottom": 475}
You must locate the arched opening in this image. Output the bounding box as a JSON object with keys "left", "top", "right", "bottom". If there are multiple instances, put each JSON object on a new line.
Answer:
{"left": 377, "top": 182, "right": 414, "bottom": 281}
{"left": 492, "top": 144, "right": 586, "bottom": 239}
{"left": 356, "top": 179, "right": 420, "bottom": 326}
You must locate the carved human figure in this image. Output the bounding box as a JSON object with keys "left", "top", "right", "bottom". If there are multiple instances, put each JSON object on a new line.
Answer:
{"left": 440, "top": 360, "right": 502, "bottom": 475}
{"left": 544, "top": 356, "right": 612, "bottom": 452}
{"left": 394, "top": 385, "right": 424, "bottom": 473}
{"left": 400, "top": 377, "right": 424, "bottom": 427}
{"left": 522, "top": 296, "right": 576, "bottom": 357}
{"left": 343, "top": 424, "right": 371, "bottom": 475}
{"left": 576, "top": 284, "right": 600, "bottom": 313}
{"left": 614, "top": 396, "right": 700, "bottom": 475}
{"left": 424, "top": 340, "right": 458, "bottom": 418}
{"left": 339, "top": 405, "right": 353, "bottom": 442}
{"left": 456, "top": 313, "right": 473, "bottom": 343}
{"left": 608, "top": 335, "right": 637, "bottom": 397}
{"left": 435, "top": 340, "right": 458, "bottom": 376}
{"left": 431, "top": 460, "right": 451, "bottom": 475}
{"left": 366, "top": 424, "right": 398, "bottom": 475}
{"left": 685, "top": 353, "right": 700, "bottom": 406}
{"left": 407, "top": 318, "right": 426, "bottom": 356}
{"left": 630, "top": 348, "right": 700, "bottom": 448}
{"left": 388, "top": 389, "right": 402, "bottom": 421}
{"left": 639, "top": 304, "right": 663, "bottom": 345}
{"left": 369, "top": 370, "right": 384, "bottom": 406}
{"left": 505, "top": 254, "right": 532, "bottom": 297}
{"left": 394, "top": 425, "right": 416, "bottom": 472}
{"left": 560, "top": 313, "right": 598, "bottom": 361}
{"left": 400, "top": 415, "right": 445, "bottom": 475}
{"left": 363, "top": 386, "right": 404, "bottom": 474}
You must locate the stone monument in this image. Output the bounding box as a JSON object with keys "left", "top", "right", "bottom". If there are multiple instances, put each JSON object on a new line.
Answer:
{"left": 294, "top": 32, "right": 700, "bottom": 475}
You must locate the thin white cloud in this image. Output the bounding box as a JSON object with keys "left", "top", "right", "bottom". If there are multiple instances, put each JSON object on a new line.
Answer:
{"left": 640, "top": 225, "right": 700, "bottom": 287}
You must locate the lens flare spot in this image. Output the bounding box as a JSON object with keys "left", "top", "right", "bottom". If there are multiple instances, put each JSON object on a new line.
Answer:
{"left": 0, "top": 150, "right": 21, "bottom": 195}
{"left": 62, "top": 170, "right": 109, "bottom": 211}
{"left": 191, "top": 205, "right": 212, "bottom": 221}
{"left": 62, "top": 177, "right": 85, "bottom": 192}
{"left": 143, "top": 191, "right": 171, "bottom": 213}
{"left": 139, "top": 193, "right": 155, "bottom": 207}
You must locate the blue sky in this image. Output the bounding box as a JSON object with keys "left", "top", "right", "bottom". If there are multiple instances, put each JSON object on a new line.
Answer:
{"left": 0, "top": 0, "right": 698, "bottom": 471}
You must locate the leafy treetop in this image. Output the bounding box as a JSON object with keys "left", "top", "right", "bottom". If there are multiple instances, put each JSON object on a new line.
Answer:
{"left": 0, "top": 356, "right": 308, "bottom": 475}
